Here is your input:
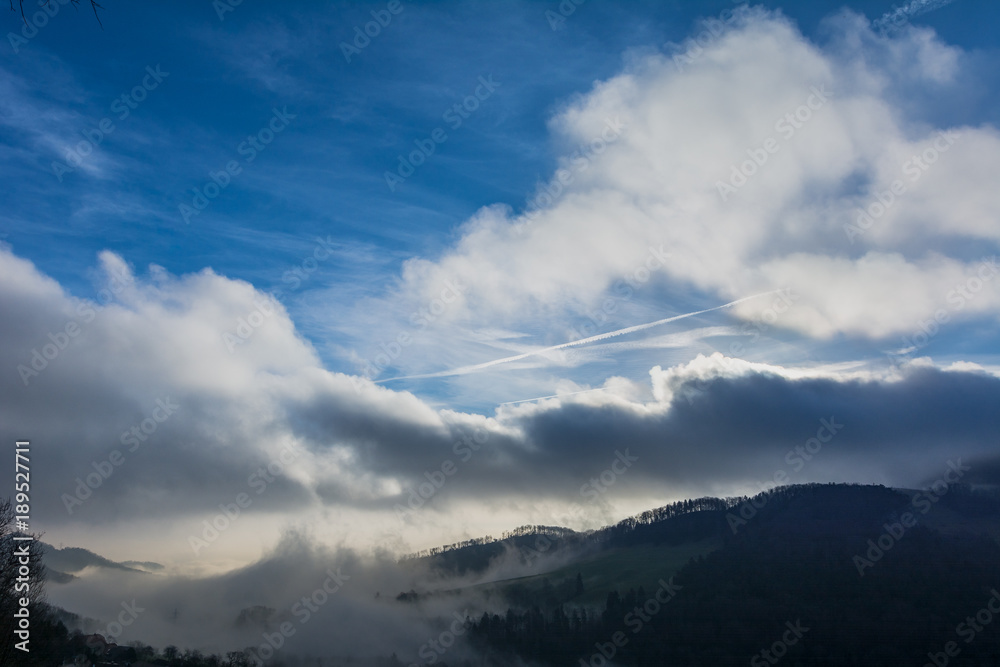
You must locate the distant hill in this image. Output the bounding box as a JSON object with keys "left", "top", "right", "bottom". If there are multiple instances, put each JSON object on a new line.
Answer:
{"left": 398, "top": 495, "right": 741, "bottom": 605}
{"left": 436, "top": 482, "right": 1000, "bottom": 666}
{"left": 400, "top": 493, "right": 743, "bottom": 581}
{"left": 23, "top": 482, "right": 1000, "bottom": 667}
{"left": 121, "top": 560, "right": 165, "bottom": 572}
{"left": 39, "top": 543, "right": 162, "bottom": 580}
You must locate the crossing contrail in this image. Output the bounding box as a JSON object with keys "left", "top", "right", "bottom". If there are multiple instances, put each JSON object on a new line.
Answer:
{"left": 376, "top": 290, "right": 782, "bottom": 382}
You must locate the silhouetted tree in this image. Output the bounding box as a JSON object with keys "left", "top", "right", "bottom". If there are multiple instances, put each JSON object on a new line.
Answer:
{"left": 0, "top": 497, "right": 49, "bottom": 666}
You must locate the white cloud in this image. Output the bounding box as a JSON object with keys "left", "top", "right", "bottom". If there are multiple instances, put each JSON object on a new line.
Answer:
{"left": 3, "top": 243, "right": 999, "bottom": 569}
{"left": 4, "top": 8, "right": 1000, "bottom": 573}
{"left": 348, "top": 8, "right": 999, "bottom": 373}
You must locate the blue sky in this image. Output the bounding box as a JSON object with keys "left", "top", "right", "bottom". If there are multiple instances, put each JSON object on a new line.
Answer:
{"left": 3, "top": 0, "right": 1000, "bottom": 577}
{"left": 4, "top": 0, "right": 998, "bottom": 410}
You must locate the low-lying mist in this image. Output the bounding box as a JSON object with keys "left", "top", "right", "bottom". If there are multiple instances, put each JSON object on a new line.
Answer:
{"left": 46, "top": 527, "right": 587, "bottom": 664}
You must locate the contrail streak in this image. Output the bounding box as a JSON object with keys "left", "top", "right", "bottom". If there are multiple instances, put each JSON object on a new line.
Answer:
{"left": 377, "top": 290, "right": 782, "bottom": 382}
{"left": 498, "top": 387, "right": 608, "bottom": 406}
{"left": 872, "top": 0, "right": 958, "bottom": 33}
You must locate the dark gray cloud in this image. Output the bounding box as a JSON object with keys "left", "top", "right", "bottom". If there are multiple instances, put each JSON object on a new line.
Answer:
{"left": 292, "top": 360, "right": 1000, "bottom": 514}
{"left": 2, "top": 244, "right": 997, "bottom": 536}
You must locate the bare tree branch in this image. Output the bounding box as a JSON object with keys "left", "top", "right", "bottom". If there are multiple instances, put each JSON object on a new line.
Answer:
{"left": 9, "top": 0, "right": 104, "bottom": 29}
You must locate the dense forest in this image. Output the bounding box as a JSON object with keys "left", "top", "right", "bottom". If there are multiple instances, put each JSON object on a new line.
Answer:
{"left": 466, "top": 483, "right": 1000, "bottom": 665}
{"left": 6, "top": 483, "right": 1000, "bottom": 666}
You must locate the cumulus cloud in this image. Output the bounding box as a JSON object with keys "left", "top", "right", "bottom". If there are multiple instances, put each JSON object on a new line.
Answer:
{"left": 338, "top": 7, "right": 1000, "bottom": 385}
{"left": 3, "top": 8, "right": 999, "bottom": 575}
{"left": 2, "top": 242, "right": 997, "bottom": 568}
